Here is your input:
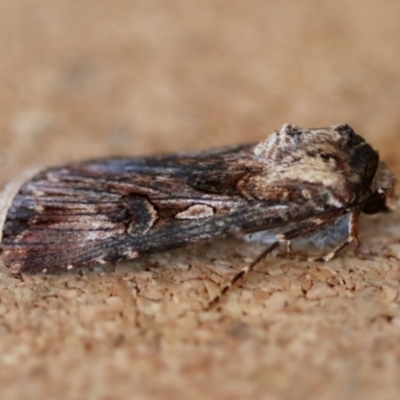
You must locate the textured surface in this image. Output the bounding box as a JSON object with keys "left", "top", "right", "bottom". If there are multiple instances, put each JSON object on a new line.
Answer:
{"left": 1, "top": 1, "right": 400, "bottom": 399}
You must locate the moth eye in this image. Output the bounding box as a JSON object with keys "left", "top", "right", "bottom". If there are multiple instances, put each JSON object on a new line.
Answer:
{"left": 362, "top": 192, "right": 389, "bottom": 214}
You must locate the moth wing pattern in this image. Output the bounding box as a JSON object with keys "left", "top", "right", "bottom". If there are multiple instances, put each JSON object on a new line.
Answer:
{"left": 0, "top": 124, "right": 396, "bottom": 276}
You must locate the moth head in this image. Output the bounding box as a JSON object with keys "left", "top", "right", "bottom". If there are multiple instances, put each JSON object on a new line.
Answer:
{"left": 362, "top": 161, "right": 398, "bottom": 214}
{"left": 253, "top": 123, "right": 397, "bottom": 210}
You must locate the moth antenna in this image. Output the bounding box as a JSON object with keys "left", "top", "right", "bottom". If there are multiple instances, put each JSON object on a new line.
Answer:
{"left": 205, "top": 241, "right": 280, "bottom": 310}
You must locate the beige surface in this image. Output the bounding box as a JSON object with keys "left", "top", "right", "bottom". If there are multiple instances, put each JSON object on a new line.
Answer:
{"left": 1, "top": 1, "right": 400, "bottom": 399}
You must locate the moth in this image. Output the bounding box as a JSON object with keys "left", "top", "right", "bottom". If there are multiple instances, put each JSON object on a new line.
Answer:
{"left": 0, "top": 124, "right": 396, "bottom": 306}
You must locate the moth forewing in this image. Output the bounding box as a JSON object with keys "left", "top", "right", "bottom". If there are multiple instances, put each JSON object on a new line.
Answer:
{"left": 0, "top": 124, "right": 396, "bottom": 307}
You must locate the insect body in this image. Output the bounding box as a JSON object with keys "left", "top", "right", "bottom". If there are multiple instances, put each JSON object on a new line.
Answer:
{"left": 0, "top": 124, "right": 396, "bottom": 305}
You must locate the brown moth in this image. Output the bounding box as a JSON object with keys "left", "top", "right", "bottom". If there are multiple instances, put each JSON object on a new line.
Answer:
{"left": 0, "top": 124, "right": 396, "bottom": 307}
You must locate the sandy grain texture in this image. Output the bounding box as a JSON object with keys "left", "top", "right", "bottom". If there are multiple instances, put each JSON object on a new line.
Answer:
{"left": 1, "top": 1, "right": 400, "bottom": 400}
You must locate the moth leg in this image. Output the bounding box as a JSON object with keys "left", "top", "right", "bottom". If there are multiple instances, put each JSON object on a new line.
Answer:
{"left": 311, "top": 212, "right": 359, "bottom": 262}
{"left": 284, "top": 213, "right": 359, "bottom": 262}
{"left": 205, "top": 241, "right": 280, "bottom": 310}
{"left": 205, "top": 218, "right": 329, "bottom": 310}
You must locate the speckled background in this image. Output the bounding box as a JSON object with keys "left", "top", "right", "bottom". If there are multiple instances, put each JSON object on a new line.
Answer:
{"left": 1, "top": 1, "right": 400, "bottom": 399}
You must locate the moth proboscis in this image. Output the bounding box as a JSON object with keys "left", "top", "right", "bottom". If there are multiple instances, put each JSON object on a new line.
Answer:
{"left": 0, "top": 124, "right": 397, "bottom": 309}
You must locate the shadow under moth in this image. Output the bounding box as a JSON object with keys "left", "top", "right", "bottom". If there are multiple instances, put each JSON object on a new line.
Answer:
{"left": 0, "top": 124, "right": 397, "bottom": 307}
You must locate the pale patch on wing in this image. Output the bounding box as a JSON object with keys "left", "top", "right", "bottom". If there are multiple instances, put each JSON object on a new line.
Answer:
{"left": 175, "top": 204, "right": 215, "bottom": 219}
